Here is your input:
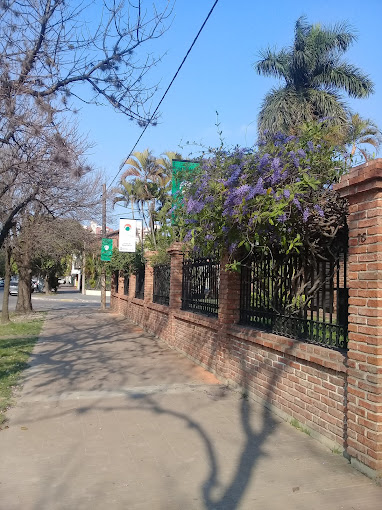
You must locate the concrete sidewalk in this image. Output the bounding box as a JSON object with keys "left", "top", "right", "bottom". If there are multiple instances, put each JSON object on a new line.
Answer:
{"left": 0, "top": 308, "right": 381, "bottom": 510}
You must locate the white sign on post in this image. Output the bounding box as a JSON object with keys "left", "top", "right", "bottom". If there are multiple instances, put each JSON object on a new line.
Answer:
{"left": 119, "top": 219, "right": 139, "bottom": 252}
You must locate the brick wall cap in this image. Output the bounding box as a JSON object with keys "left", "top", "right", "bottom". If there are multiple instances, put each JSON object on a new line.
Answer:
{"left": 334, "top": 159, "right": 382, "bottom": 196}
{"left": 144, "top": 250, "right": 158, "bottom": 262}
{"left": 167, "top": 241, "right": 185, "bottom": 255}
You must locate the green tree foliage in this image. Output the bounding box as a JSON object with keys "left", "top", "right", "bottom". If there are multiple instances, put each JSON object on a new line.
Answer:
{"left": 115, "top": 149, "right": 181, "bottom": 257}
{"left": 108, "top": 243, "right": 145, "bottom": 274}
{"left": 255, "top": 17, "right": 374, "bottom": 136}
{"left": 343, "top": 114, "right": 382, "bottom": 163}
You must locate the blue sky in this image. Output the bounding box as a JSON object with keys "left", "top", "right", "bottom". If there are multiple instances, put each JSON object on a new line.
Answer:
{"left": 74, "top": 0, "right": 382, "bottom": 225}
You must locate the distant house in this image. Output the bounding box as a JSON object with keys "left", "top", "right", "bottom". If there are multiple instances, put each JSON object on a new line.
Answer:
{"left": 88, "top": 221, "right": 114, "bottom": 236}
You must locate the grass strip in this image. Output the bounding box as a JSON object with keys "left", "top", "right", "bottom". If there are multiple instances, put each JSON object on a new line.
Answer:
{"left": 0, "top": 313, "right": 45, "bottom": 425}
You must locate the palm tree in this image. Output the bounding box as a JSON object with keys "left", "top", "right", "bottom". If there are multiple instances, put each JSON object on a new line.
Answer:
{"left": 157, "top": 150, "right": 182, "bottom": 202}
{"left": 113, "top": 180, "right": 137, "bottom": 219}
{"left": 255, "top": 17, "right": 374, "bottom": 136}
{"left": 344, "top": 114, "right": 382, "bottom": 162}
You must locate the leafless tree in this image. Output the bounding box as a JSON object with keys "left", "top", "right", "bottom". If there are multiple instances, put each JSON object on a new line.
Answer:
{"left": 0, "top": 0, "right": 172, "bottom": 144}
{"left": 0, "top": 117, "right": 101, "bottom": 247}
{"left": 1, "top": 121, "right": 102, "bottom": 313}
{"left": 0, "top": 0, "right": 172, "bottom": 247}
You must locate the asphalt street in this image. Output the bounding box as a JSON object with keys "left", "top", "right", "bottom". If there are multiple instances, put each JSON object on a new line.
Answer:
{"left": 0, "top": 285, "right": 110, "bottom": 313}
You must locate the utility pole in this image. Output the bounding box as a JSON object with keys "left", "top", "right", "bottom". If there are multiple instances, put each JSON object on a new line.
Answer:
{"left": 81, "top": 241, "right": 86, "bottom": 295}
{"left": 101, "top": 182, "right": 106, "bottom": 310}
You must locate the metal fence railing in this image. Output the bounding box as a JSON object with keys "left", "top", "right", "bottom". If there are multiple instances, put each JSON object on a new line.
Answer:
{"left": 240, "top": 231, "right": 348, "bottom": 350}
{"left": 182, "top": 256, "right": 220, "bottom": 317}
{"left": 113, "top": 270, "right": 119, "bottom": 294}
{"left": 153, "top": 264, "right": 170, "bottom": 306}
{"left": 123, "top": 272, "right": 129, "bottom": 296}
{"left": 135, "top": 267, "right": 145, "bottom": 300}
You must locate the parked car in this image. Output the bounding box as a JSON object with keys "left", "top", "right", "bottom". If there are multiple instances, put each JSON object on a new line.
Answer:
{"left": 9, "top": 279, "right": 19, "bottom": 295}
{"left": 0, "top": 278, "right": 4, "bottom": 288}
{"left": 9, "top": 278, "right": 36, "bottom": 296}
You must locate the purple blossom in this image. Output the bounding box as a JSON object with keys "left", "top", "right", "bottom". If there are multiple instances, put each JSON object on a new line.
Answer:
{"left": 303, "top": 208, "right": 310, "bottom": 222}
{"left": 297, "top": 149, "right": 306, "bottom": 158}
{"left": 205, "top": 195, "right": 215, "bottom": 203}
{"left": 307, "top": 141, "right": 314, "bottom": 152}
{"left": 205, "top": 234, "right": 214, "bottom": 241}
{"left": 184, "top": 230, "right": 192, "bottom": 242}
{"left": 293, "top": 197, "right": 302, "bottom": 211}
{"left": 228, "top": 242, "right": 238, "bottom": 255}
{"left": 289, "top": 152, "right": 300, "bottom": 167}
{"left": 271, "top": 157, "right": 282, "bottom": 171}
{"left": 222, "top": 206, "right": 234, "bottom": 217}
{"left": 314, "top": 204, "right": 324, "bottom": 217}
{"left": 259, "top": 153, "right": 271, "bottom": 170}
{"left": 271, "top": 169, "right": 281, "bottom": 185}
{"left": 224, "top": 184, "right": 251, "bottom": 209}
{"left": 224, "top": 166, "right": 242, "bottom": 187}
{"left": 283, "top": 189, "right": 290, "bottom": 199}
{"left": 222, "top": 226, "right": 230, "bottom": 233}
{"left": 246, "top": 186, "right": 258, "bottom": 200}
{"left": 186, "top": 197, "right": 204, "bottom": 214}
{"left": 253, "top": 177, "right": 266, "bottom": 195}
{"left": 235, "top": 184, "right": 251, "bottom": 200}
{"left": 277, "top": 213, "right": 287, "bottom": 223}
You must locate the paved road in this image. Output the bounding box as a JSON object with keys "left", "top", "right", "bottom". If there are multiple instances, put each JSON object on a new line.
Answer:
{"left": 0, "top": 286, "right": 109, "bottom": 313}
{"left": 0, "top": 304, "right": 381, "bottom": 509}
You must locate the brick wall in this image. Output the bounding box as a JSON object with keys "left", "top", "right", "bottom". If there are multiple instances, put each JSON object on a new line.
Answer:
{"left": 111, "top": 251, "right": 348, "bottom": 446}
{"left": 111, "top": 159, "right": 382, "bottom": 479}
{"left": 335, "top": 160, "right": 382, "bottom": 476}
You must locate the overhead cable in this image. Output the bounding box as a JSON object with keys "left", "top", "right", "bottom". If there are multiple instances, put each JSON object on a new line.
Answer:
{"left": 107, "top": 0, "right": 220, "bottom": 189}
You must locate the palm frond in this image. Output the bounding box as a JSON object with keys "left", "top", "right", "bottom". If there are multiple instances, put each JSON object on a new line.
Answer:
{"left": 255, "top": 48, "right": 290, "bottom": 81}
{"left": 315, "top": 63, "right": 374, "bottom": 98}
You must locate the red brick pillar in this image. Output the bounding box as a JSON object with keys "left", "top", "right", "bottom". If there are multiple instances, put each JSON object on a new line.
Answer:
{"left": 335, "top": 159, "right": 382, "bottom": 477}
{"left": 129, "top": 274, "right": 136, "bottom": 299}
{"left": 168, "top": 242, "right": 183, "bottom": 310}
{"left": 218, "top": 254, "right": 241, "bottom": 325}
{"left": 110, "top": 235, "right": 119, "bottom": 310}
{"left": 144, "top": 251, "right": 157, "bottom": 304}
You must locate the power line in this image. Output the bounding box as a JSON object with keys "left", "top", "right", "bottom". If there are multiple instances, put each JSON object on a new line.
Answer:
{"left": 108, "top": 0, "right": 220, "bottom": 189}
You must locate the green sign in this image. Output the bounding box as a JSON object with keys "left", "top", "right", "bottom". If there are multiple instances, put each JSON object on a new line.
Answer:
{"left": 101, "top": 238, "right": 113, "bottom": 261}
{"left": 171, "top": 159, "right": 200, "bottom": 224}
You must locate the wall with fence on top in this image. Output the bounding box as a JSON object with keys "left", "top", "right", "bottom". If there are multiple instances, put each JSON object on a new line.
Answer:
{"left": 111, "top": 158, "right": 382, "bottom": 480}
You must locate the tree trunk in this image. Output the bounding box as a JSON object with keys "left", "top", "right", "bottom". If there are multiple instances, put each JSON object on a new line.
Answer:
{"left": 82, "top": 247, "right": 86, "bottom": 295}
{"left": 1, "top": 245, "right": 12, "bottom": 323}
{"left": 16, "top": 265, "right": 32, "bottom": 313}
{"left": 150, "top": 200, "right": 157, "bottom": 249}
{"left": 14, "top": 233, "right": 33, "bottom": 314}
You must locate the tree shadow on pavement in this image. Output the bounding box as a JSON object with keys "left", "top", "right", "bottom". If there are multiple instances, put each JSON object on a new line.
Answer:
{"left": 4, "top": 308, "right": 355, "bottom": 510}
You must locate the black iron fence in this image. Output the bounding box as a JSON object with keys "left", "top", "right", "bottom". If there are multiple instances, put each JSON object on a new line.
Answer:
{"left": 182, "top": 256, "right": 220, "bottom": 317}
{"left": 240, "top": 233, "right": 348, "bottom": 350}
{"left": 113, "top": 270, "right": 119, "bottom": 294}
{"left": 135, "top": 267, "right": 145, "bottom": 300}
{"left": 153, "top": 264, "right": 170, "bottom": 306}
{"left": 124, "top": 272, "right": 129, "bottom": 296}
